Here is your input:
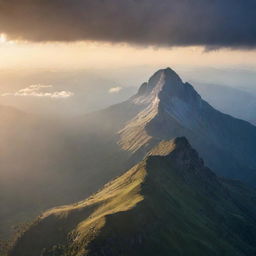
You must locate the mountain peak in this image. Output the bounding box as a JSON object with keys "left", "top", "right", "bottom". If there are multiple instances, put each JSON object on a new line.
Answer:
{"left": 147, "top": 137, "right": 190, "bottom": 157}
{"left": 134, "top": 67, "right": 202, "bottom": 112}
{"left": 147, "top": 137, "right": 207, "bottom": 174}
{"left": 136, "top": 67, "right": 183, "bottom": 97}
{"left": 155, "top": 67, "right": 182, "bottom": 81}
{"left": 122, "top": 69, "right": 204, "bottom": 152}
{"left": 161, "top": 67, "right": 182, "bottom": 80}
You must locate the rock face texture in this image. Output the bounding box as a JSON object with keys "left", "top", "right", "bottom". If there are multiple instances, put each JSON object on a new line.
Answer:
{"left": 8, "top": 138, "right": 256, "bottom": 256}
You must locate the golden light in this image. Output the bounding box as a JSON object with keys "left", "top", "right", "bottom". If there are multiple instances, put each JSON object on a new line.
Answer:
{"left": 0, "top": 33, "right": 8, "bottom": 43}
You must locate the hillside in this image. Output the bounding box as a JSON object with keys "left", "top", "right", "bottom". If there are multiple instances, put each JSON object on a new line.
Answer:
{"left": 8, "top": 138, "right": 256, "bottom": 256}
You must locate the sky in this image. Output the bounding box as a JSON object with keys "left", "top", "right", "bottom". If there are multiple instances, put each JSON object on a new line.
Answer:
{"left": 0, "top": 0, "right": 256, "bottom": 116}
{"left": 0, "top": 0, "right": 256, "bottom": 70}
{"left": 1, "top": 37, "right": 256, "bottom": 70}
{"left": 1, "top": 0, "right": 256, "bottom": 48}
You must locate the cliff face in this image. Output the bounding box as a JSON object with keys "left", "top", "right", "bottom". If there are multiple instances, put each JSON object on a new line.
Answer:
{"left": 9, "top": 138, "right": 256, "bottom": 256}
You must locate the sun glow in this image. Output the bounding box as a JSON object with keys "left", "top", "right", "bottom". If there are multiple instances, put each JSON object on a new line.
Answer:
{"left": 0, "top": 33, "right": 8, "bottom": 43}
{"left": 0, "top": 39, "right": 255, "bottom": 70}
{"left": 0, "top": 33, "right": 15, "bottom": 45}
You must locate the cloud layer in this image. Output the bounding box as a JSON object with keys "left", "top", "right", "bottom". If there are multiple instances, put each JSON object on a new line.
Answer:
{"left": 0, "top": 0, "right": 256, "bottom": 48}
{"left": 2, "top": 84, "right": 74, "bottom": 99}
{"left": 109, "top": 86, "right": 123, "bottom": 93}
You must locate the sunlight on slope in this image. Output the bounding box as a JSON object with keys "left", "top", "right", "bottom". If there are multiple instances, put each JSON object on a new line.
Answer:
{"left": 41, "top": 163, "right": 147, "bottom": 255}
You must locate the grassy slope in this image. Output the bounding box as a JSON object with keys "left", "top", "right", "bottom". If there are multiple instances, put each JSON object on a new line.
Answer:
{"left": 8, "top": 138, "right": 256, "bottom": 256}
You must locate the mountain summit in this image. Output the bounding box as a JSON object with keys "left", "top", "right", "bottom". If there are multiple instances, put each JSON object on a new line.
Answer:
{"left": 131, "top": 67, "right": 209, "bottom": 130}
{"left": 8, "top": 138, "right": 256, "bottom": 256}
{"left": 157, "top": 69, "right": 204, "bottom": 126}
{"left": 136, "top": 68, "right": 183, "bottom": 97}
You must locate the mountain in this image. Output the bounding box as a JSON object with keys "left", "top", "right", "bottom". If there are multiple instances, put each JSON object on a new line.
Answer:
{"left": 8, "top": 138, "right": 256, "bottom": 256}
{"left": 118, "top": 68, "right": 256, "bottom": 185}
{"left": 191, "top": 82, "right": 256, "bottom": 125}
{"left": 2, "top": 67, "right": 256, "bottom": 243}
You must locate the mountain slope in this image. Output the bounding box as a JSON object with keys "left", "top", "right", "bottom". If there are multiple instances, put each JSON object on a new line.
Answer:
{"left": 119, "top": 68, "right": 256, "bottom": 185}
{"left": 192, "top": 82, "right": 256, "bottom": 125}
{"left": 8, "top": 138, "right": 256, "bottom": 256}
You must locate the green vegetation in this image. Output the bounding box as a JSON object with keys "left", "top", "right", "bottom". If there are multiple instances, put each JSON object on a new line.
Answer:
{"left": 8, "top": 138, "right": 256, "bottom": 256}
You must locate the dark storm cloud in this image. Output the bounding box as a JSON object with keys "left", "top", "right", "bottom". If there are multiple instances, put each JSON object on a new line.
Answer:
{"left": 0, "top": 0, "right": 256, "bottom": 48}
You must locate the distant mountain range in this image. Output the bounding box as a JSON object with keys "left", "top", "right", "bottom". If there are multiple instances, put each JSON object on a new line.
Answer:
{"left": 8, "top": 138, "right": 256, "bottom": 256}
{"left": 192, "top": 82, "right": 256, "bottom": 125}
{"left": 1, "top": 68, "right": 256, "bottom": 253}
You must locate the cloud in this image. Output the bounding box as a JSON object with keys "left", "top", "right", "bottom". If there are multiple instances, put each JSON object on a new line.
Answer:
{"left": 0, "top": 0, "right": 256, "bottom": 48}
{"left": 2, "top": 84, "right": 74, "bottom": 99}
{"left": 109, "top": 86, "right": 123, "bottom": 93}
